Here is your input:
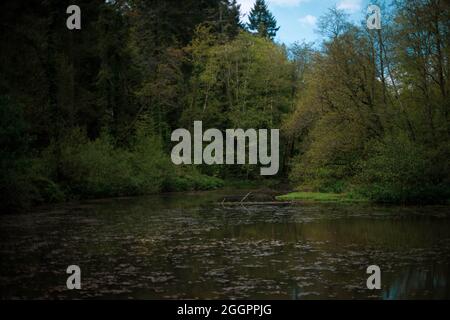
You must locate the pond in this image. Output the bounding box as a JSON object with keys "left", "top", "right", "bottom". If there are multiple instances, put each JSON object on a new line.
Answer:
{"left": 1, "top": 190, "right": 449, "bottom": 299}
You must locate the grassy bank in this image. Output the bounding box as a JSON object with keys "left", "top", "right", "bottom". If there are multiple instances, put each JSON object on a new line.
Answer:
{"left": 276, "top": 192, "right": 367, "bottom": 203}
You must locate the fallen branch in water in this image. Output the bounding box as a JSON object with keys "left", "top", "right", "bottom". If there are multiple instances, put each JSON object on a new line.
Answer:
{"left": 240, "top": 192, "right": 252, "bottom": 203}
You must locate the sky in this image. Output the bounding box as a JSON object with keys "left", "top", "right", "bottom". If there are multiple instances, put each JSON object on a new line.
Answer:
{"left": 237, "top": 0, "right": 374, "bottom": 45}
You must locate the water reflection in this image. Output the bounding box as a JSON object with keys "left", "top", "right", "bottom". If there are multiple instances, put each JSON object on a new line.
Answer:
{"left": 0, "top": 191, "right": 449, "bottom": 299}
{"left": 383, "top": 265, "right": 449, "bottom": 300}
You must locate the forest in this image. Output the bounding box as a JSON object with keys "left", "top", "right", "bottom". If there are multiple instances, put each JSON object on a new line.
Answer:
{"left": 0, "top": 0, "right": 449, "bottom": 212}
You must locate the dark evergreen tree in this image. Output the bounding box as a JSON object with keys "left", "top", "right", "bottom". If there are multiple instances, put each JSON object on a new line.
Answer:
{"left": 246, "top": 0, "right": 279, "bottom": 39}
{"left": 217, "top": 0, "right": 242, "bottom": 39}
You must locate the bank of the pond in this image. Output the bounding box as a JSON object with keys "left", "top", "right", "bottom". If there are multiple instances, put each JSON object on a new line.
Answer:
{"left": 276, "top": 192, "right": 368, "bottom": 203}
{"left": 276, "top": 191, "right": 450, "bottom": 205}
{"left": 2, "top": 171, "right": 286, "bottom": 213}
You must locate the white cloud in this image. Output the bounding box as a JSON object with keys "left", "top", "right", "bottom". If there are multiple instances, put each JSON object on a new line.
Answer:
{"left": 337, "top": 0, "right": 362, "bottom": 13}
{"left": 237, "top": 0, "right": 255, "bottom": 16}
{"left": 298, "top": 14, "right": 317, "bottom": 27}
{"left": 269, "top": 0, "right": 309, "bottom": 6}
{"left": 237, "top": 0, "right": 309, "bottom": 16}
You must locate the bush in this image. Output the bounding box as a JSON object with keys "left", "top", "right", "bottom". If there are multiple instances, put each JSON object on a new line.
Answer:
{"left": 53, "top": 127, "right": 224, "bottom": 198}
{"left": 355, "top": 134, "right": 450, "bottom": 204}
{"left": 289, "top": 159, "right": 351, "bottom": 193}
{"left": 29, "top": 176, "right": 65, "bottom": 204}
{"left": 57, "top": 129, "right": 169, "bottom": 198}
{"left": 164, "top": 166, "right": 224, "bottom": 192}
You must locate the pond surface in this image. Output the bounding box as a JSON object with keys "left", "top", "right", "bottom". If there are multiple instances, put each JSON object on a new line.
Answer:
{"left": 1, "top": 190, "right": 449, "bottom": 299}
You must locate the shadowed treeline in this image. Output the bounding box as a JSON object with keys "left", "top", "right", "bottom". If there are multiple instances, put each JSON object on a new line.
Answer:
{"left": 0, "top": 0, "right": 449, "bottom": 212}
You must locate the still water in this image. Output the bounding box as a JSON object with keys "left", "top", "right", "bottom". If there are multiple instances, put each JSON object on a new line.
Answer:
{"left": 1, "top": 190, "right": 449, "bottom": 299}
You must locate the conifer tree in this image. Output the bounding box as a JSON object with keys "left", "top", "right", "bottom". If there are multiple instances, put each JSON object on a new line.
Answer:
{"left": 246, "top": 0, "right": 279, "bottom": 39}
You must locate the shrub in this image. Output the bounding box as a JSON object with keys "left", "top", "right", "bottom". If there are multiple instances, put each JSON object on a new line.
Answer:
{"left": 355, "top": 134, "right": 450, "bottom": 204}
{"left": 164, "top": 166, "right": 224, "bottom": 192}
{"left": 54, "top": 128, "right": 224, "bottom": 198}
{"left": 56, "top": 129, "right": 170, "bottom": 198}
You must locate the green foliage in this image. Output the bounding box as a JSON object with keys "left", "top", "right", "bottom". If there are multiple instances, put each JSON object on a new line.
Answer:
{"left": 246, "top": 0, "right": 280, "bottom": 39}
{"left": 164, "top": 166, "right": 224, "bottom": 192}
{"left": 36, "top": 126, "right": 224, "bottom": 200}
{"left": 276, "top": 192, "right": 366, "bottom": 203}
{"left": 1, "top": 1, "right": 240, "bottom": 211}
{"left": 2, "top": 0, "right": 449, "bottom": 210}
{"left": 28, "top": 176, "right": 66, "bottom": 204}
{"left": 185, "top": 30, "right": 293, "bottom": 178}
{"left": 55, "top": 128, "right": 167, "bottom": 198}
{"left": 188, "top": 30, "right": 289, "bottom": 128}
{"left": 355, "top": 134, "right": 450, "bottom": 204}
{"left": 289, "top": 112, "right": 365, "bottom": 193}
{"left": 286, "top": 2, "right": 450, "bottom": 204}
{"left": 0, "top": 97, "right": 65, "bottom": 210}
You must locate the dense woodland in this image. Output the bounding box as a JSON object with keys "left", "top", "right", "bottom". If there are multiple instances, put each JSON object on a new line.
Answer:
{"left": 0, "top": 0, "right": 449, "bottom": 211}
